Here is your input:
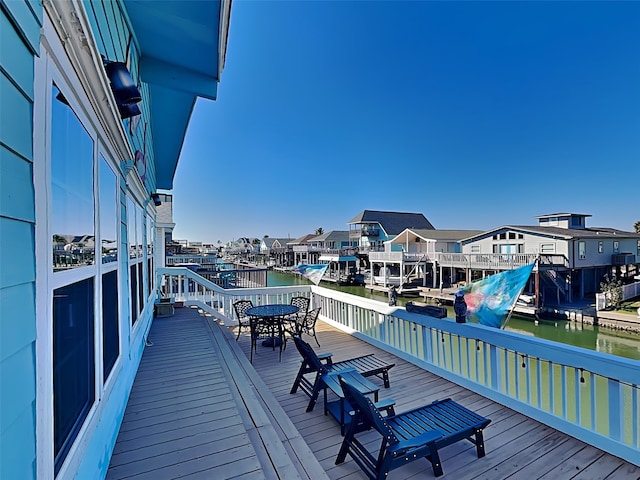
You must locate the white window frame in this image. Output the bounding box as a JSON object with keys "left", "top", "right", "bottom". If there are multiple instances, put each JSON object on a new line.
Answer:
{"left": 34, "top": 27, "right": 125, "bottom": 480}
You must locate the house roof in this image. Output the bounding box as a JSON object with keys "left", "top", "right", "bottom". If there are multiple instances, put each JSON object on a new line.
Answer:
{"left": 311, "top": 230, "right": 350, "bottom": 243}
{"left": 407, "top": 229, "right": 486, "bottom": 242}
{"left": 288, "top": 234, "right": 317, "bottom": 245}
{"left": 265, "top": 237, "right": 293, "bottom": 247}
{"left": 124, "top": 0, "right": 231, "bottom": 189}
{"left": 536, "top": 213, "right": 592, "bottom": 219}
{"left": 348, "top": 210, "right": 435, "bottom": 235}
{"left": 461, "top": 225, "right": 640, "bottom": 243}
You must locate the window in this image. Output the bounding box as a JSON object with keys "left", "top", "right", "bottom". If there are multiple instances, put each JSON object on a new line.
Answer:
{"left": 578, "top": 241, "right": 586, "bottom": 259}
{"left": 637, "top": 240, "right": 640, "bottom": 256}
{"left": 471, "top": 245, "right": 480, "bottom": 253}
{"left": 51, "top": 86, "right": 95, "bottom": 271}
{"left": 613, "top": 241, "right": 620, "bottom": 254}
{"left": 50, "top": 85, "right": 99, "bottom": 474}
{"left": 53, "top": 278, "right": 95, "bottom": 474}
{"left": 598, "top": 241, "right": 603, "bottom": 253}
{"left": 540, "top": 244, "right": 556, "bottom": 254}
{"left": 128, "top": 198, "right": 146, "bottom": 325}
{"left": 102, "top": 270, "right": 119, "bottom": 381}
{"left": 100, "top": 157, "right": 118, "bottom": 264}
{"left": 508, "top": 232, "right": 516, "bottom": 240}
{"left": 499, "top": 244, "right": 517, "bottom": 254}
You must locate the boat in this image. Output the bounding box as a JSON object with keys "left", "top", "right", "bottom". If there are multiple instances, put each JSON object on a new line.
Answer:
{"left": 405, "top": 301, "right": 448, "bottom": 318}
{"left": 337, "top": 273, "right": 365, "bottom": 286}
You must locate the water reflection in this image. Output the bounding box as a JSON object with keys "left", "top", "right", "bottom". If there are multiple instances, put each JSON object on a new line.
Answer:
{"left": 268, "top": 270, "right": 640, "bottom": 361}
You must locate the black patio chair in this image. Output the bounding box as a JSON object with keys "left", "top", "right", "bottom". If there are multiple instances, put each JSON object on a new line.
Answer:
{"left": 336, "top": 375, "right": 491, "bottom": 478}
{"left": 284, "top": 295, "right": 310, "bottom": 325}
{"left": 290, "top": 336, "right": 395, "bottom": 412}
{"left": 294, "top": 306, "right": 321, "bottom": 346}
{"left": 232, "top": 299, "right": 253, "bottom": 341}
{"left": 248, "top": 315, "right": 282, "bottom": 363}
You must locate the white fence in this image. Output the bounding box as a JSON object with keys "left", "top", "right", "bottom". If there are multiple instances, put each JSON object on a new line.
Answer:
{"left": 596, "top": 281, "right": 640, "bottom": 311}
{"left": 157, "top": 267, "right": 640, "bottom": 467}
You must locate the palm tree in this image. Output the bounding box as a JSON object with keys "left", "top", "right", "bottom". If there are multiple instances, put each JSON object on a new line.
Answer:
{"left": 634, "top": 221, "right": 640, "bottom": 234}
{"left": 315, "top": 227, "right": 324, "bottom": 235}
{"left": 53, "top": 234, "right": 66, "bottom": 245}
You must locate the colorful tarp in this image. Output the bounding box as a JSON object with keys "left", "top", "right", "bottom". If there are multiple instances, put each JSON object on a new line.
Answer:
{"left": 460, "top": 263, "right": 535, "bottom": 329}
{"left": 292, "top": 263, "right": 329, "bottom": 285}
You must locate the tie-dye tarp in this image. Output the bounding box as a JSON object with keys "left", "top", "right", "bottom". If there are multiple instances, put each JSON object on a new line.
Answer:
{"left": 292, "top": 263, "right": 329, "bottom": 285}
{"left": 460, "top": 263, "right": 535, "bottom": 328}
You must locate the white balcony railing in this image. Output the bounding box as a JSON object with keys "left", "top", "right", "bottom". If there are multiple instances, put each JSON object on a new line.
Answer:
{"left": 157, "top": 267, "right": 640, "bottom": 468}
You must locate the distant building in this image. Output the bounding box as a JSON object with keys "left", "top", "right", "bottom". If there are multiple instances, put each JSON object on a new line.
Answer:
{"left": 460, "top": 213, "right": 640, "bottom": 302}
{"left": 348, "top": 209, "right": 436, "bottom": 252}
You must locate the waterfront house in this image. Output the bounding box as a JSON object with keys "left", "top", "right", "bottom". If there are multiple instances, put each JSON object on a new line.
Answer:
{"left": 1, "top": 1, "right": 230, "bottom": 478}
{"left": 311, "top": 230, "right": 360, "bottom": 281}
{"left": 347, "top": 210, "right": 436, "bottom": 288}
{"left": 288, "top": 233, "right": 320, "bottom": 265}
{"left": 372, "top": 228, "right": 485, "bottom": 288}
{"left": 457, "top": 213, "right": 640, "bottom": 304}
{"left": 259, "top": 237, "right": 293, "bottom": 266}
{"left": 348, "top": 209, "right": 436, "bottom": 253}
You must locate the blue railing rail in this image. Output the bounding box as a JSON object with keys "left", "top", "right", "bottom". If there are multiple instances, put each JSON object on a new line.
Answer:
{"left": 155, "top": 268, "right": 639, "bottom": 467}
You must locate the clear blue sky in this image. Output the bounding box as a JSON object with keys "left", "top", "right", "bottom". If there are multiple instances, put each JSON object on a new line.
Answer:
{"left": 172, "top": 1, "right": 640, "bottom": 244}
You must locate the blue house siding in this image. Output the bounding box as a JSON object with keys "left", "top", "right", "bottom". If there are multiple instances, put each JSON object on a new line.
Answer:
{"left": 2, "top": 1, "right": 228, "bottom": 477}
{"left": 0, "top": 2, "right": 41, "bottom": 479}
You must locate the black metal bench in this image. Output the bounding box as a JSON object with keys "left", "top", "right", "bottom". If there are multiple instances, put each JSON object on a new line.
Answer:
{"left": 290, "top": 337, "right": 395, "bottom": 412}
{"left": 336, "top": 375, "right": 491, "bottom": 478}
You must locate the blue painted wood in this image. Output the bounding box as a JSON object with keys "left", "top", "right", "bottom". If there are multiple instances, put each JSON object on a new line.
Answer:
{"left": 0, "top": 218, "right": 35, "bottom": 288}
{"left": 0, "top": 344, "right": 36, "bottom": 428}
{"left": 0, "top": 406, "right": 36, "bottom": 480}
{"left": 0, "top": 4, "right": 38, "bottom": 478}
{"left": 0, "top": 149, "right": 34, "bottom": 222}
{"left": 609, "top": 378, "right": 621, "bottom": 441}
{"left": 0, "top": 283, "right": 36, "bottom": 361}
{"left": 0, "top": 76, "right": 33, "bottom": 160}
{"left": 0, "top": 12, "right": 35, "bottom": 99}
{"left": 0, "top": 0, "right": 42, "bottom": 54}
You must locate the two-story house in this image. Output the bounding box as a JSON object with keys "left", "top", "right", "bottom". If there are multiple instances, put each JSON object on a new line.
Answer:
{"left": 348, "top": 210, "right": 436, "bottom": 288}
{"left": 348, "top": 210, "right": 436, "bottom": 253}
{"left": 382, "top": 229, "right": 485, "bottom": 288}
{"left": 458, "top": 213, "right": 640, "bottom": 304}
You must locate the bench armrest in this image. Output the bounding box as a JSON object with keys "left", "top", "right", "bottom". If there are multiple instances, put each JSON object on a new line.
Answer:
{"left": 374, "top": 398, "right": 396, "bottom": 416}
{"left": 389, "top": 430, "right": 444, "bottom": 454}
{"left": 318, "top": 352, "right": 333, "bottom": 365}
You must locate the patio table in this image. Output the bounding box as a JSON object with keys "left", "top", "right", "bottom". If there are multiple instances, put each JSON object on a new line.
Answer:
{"left": 246, "top": 304, "right": 299, "bottom": 348}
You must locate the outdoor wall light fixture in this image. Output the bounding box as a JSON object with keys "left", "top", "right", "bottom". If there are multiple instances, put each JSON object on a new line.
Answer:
{"left": 103, "top": 56, "right": 142, "bottom": 119}
{"left": 151, "top": 193, "right": 162, "bottom": 206}
{"left": 118, "top": 102, "right": 142, "bottom": 119}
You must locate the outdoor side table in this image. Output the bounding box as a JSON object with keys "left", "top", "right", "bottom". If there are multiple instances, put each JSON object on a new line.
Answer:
{"left": 321, "top": 368, "right": 380, "bottom": 435}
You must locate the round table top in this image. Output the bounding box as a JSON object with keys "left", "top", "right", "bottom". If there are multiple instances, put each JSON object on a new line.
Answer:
{"left": 246, "top": 304, "right": 299, "bottom": 318}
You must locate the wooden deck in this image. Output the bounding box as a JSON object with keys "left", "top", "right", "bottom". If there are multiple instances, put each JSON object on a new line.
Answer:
{"left": 107, "top": 306, "right": 639, "bottom": 479}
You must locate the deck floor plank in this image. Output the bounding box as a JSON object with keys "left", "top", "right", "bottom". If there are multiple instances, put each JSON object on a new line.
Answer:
{"left": 237, "top": 319, "right": 637, "bottom": 479}
{"left": 106, "top": 307, "right": 637, "bottom": 479}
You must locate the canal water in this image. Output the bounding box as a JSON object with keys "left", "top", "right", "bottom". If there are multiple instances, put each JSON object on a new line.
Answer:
{"left": 268, "top": 270, "right": 640, "bottom": 361}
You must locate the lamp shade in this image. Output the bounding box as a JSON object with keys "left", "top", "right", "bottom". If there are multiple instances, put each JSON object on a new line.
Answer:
{"left": 105, "top": 61, "right": 142, "bottom": 105}
{"left": 118, "top": 102, "right": 142, "bottom": 119}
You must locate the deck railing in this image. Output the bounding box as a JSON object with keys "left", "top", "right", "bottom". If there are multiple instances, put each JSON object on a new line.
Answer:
{"left": 157, "top": 267, "right": 640, "bottom": 467}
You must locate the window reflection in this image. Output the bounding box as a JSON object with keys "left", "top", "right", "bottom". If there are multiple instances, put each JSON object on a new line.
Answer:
{"left": 99, "top": 157, "right": 118, "bottom": 263}
{"left": 127, "top": 198, "right": 137, "bottom": 259}
{"left": 51, "top": 85, "right": 95, "bottom": 271}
